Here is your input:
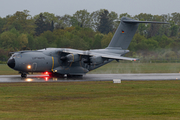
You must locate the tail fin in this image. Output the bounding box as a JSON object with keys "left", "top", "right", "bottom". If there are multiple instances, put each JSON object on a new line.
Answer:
{"left": 107, "top": 17, "right": 169, "bottom": 50}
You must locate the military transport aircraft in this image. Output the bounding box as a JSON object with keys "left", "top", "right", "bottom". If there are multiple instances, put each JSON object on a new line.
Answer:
{"left": 7, "top": 17, "right": 168, "bottom": 78}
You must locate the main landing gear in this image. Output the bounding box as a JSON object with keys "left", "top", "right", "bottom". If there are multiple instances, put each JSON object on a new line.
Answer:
{"left": 49, "top": 72, "right": 83, "bottom": 78}
{"left": 49, "top": 73, "right": 64, "bottom": 78}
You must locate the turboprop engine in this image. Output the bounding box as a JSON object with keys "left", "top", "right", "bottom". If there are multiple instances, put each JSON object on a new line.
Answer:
{"left": 66, "top": 54, "right": 80, "bottom": 62}
{"left": 90, "top": 56, "right": 104, "bottom": 64}
{"left": 60, "top": 53, "right": 80, "bottom": 62}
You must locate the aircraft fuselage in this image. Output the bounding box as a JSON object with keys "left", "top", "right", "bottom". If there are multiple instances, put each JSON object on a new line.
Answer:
{"left": 7, "top": 48, "right": 114, "bottom": 77}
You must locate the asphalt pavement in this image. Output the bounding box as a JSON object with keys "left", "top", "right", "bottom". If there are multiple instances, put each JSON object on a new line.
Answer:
{"left": 0, "top": 73, "right": 180, "bottom": 83}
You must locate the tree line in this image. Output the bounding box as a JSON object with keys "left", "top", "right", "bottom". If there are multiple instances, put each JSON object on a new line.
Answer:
{"left": 0, "top": 9, "right": 180, "bottom": 61}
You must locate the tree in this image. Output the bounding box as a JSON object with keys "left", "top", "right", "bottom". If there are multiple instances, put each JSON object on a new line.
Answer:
{"left": 134, "top": 13, "right": 153, "bottom": 21}
{"left": 73, "top": 10, "right": 92, "bottom": 28}
{"left": 55, "top": 14, "right": 72, "bottom": 29}
{"left": 41, "top": 30, "right": 57, "bottom": 45}
{"left": 40, "top": 12, "right": 56, "bottom": 32}
{"left": 27, "top": 34, "right": 34, "bottom": 49}
{"left": 109, "top": 11, "right": 118, "bottom": 29}
{"left": 34, "top": 13, "right": 53, "bottom": 36}
{"left": 34, "top": 12, "right": 57, "bottom": 31}
{"left": 0, "top": 17, "right": 7, "bottom": 33}
{"left": 69, "top": 35, "right": 89, "bottom": 50}
{"left": 171, "top": 12, "right": 180, "bottom": 26}
{"left": 34, "top": 36, "right": 48, "bottom": 49}
{"left": 132, "top": 33, "right": 146, "bottom": 44}
{"left": 3, "top": 10, "right": 35, "bottom": 34}
{"left": 92, "top": 34, "right": 103, "bottom": 49}
{"left": 91, "top": 10, "right": 102, "bottom": 31}
{"left": 17, "top": 33, "right": 28, "bottom": 50}
{"left": 34, "top": 13, "right": 46, "bottom": 35}
{"left": 129, "top": 33, "right": 146, "bottom": 51}
{"left": 159, "top": 14, "right": 171, "bottom": 36}
{"left": 170, "top": 21, "right": 179, "bottom": 37}
{"left": 0, "top": 28, "right": 29, "bottom": 50}
{"left": 0, "top": 31, "right": 17, "bottom": 50}
{"left": 147, "top": 24, "right": 161, "bottom": 38}
{"left": 0, "top": 48, "right": 8, "bottom": 60}
{"left": 119, "top": 13, "right": 131, "bottom": 19}
{"left": 91, "top": 10, "right": 118, "bottom": 31}
{"left": 101, "top": 32, "right": 113, "bottom": 48}
{"left": 137, "top": 19, "right": 149, "bottom": 36}
{"left": 152, "top": 35, "right": 172, "bottom": 48}
{"left": 97, "top": 9, "right": 113, "bottom": 34}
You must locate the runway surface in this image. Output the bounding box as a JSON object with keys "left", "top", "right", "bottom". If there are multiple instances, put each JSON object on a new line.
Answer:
{"left": 0, "top": 73, "right": 180, "bottom": 82}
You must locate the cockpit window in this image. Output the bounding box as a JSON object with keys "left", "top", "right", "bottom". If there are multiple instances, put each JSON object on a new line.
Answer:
{"left": 12, "top": 55, "right": 16, "bottom": 58}
{"left": 12, "top": 54, "right": 22, "bottom": 58}
{"left": 17, "top": 54, "right": 22, "bottom": 58}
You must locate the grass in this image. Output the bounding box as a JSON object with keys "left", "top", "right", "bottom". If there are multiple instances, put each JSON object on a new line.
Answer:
{"left": 0, "top": 64, "right": 18, "bottom": 75}
{"left": 1, "top": 63, "right": 180, "bottom": 119}
{"left": 90, "top": 62, "right": 180, "bottom": 74}
{"left": 1, "top": 62, "right": 180, "bottom": 75}
{"left": 0, "top": 81, "right": 180, "bottom": 119}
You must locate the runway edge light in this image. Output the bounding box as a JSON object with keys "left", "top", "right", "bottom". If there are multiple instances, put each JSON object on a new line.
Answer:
{"left": 113, "top": 79, "right": 121, "bottom": 83}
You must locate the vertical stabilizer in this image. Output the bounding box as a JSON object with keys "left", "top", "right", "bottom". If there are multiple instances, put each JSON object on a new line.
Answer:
{"left": 107, "top": 17, "right": 139, "bottom": 50}
{"left": 107, "top": 17, "right": 169, "bottom": 50}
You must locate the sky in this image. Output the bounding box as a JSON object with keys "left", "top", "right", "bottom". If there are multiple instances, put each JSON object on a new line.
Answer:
{"left": 0, "top": 0, "right": 180, "bottom": 17}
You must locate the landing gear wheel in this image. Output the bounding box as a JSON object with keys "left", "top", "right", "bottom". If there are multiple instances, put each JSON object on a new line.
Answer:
{"left": 21, "top": 73, "right": 27, "bottom": 78}
{"left": 49, "top": 73, "right": 64, "bottom": 78}
{"left": 67, "top": 74, "right": 83, "bottom": 78}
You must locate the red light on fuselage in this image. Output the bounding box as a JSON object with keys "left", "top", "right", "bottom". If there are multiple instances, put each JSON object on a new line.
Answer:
{"left": 44, "top": 72, "right": 49, "bottom": 75}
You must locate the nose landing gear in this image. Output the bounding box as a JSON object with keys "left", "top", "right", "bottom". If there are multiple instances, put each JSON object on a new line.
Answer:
{"left": 21, "top": 73, "right": 27, "bottom": 78}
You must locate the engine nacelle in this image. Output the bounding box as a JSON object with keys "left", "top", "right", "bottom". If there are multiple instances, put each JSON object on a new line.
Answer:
{"left": 90, "top": 56, "right": 103, "bottom": 64}
{"left": 66, "top": 54, "right": 80, "bottom": 62}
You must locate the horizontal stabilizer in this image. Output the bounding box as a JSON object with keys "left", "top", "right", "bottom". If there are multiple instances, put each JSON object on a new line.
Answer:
{"left": 123, "top": 20, "right": 169, "bottom": 24}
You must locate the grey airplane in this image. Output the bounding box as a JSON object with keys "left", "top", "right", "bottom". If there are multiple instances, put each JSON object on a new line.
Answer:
{"left": 7, "top": 17, "right": 168, "bottom": 78}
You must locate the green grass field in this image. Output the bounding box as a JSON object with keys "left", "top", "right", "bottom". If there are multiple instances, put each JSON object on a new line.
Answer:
{"left": 1, "top": 62, "right": 180, "bottom": 75}
{"left": 0, "top": 81, "right": 180, "bottom": 120}
{"left": 1, "top": 63, "right": 180, "bottom": 119}
{"left": 0, "top": 64, "right": 20, "bottom": 75}
{"left": 89, "top": 62, "right": 180, "bottom": 74}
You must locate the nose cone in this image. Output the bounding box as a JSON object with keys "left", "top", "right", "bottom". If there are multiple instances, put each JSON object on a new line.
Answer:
{"left": 7, "top": 58, "right": 15, "bottom": 68}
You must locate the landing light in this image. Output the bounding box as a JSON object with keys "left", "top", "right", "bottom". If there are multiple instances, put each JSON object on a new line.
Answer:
{"left": 27, "top": 65, "right": 31, "bottom": 69}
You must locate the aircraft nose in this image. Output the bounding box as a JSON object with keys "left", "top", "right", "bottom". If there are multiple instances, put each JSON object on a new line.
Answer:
{"left": 7, "top": 58, "right": 15, "bottom": 68}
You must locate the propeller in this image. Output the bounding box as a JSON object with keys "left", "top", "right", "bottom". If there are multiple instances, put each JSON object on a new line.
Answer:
{"left": 83, "top": 50, "right": 91, "bottom": 65}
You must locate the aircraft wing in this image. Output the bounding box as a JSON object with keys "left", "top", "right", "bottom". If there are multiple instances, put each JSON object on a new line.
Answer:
{"left": 61, "top": 48, "right": 138, "bottom": 61}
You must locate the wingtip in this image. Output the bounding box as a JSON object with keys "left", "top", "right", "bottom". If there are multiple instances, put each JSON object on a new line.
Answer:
{"left": 132, "top": 59, "right": 139, "bottom": 61}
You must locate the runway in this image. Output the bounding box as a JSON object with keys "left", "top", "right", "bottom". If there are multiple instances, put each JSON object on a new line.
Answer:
{"left": 0, "top": 73, "right": 180, "bottom": 82}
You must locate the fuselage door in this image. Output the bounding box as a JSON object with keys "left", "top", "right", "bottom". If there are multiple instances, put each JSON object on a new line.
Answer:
{"left": 32, "top": 63, "right": 37, "bottom": 71}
